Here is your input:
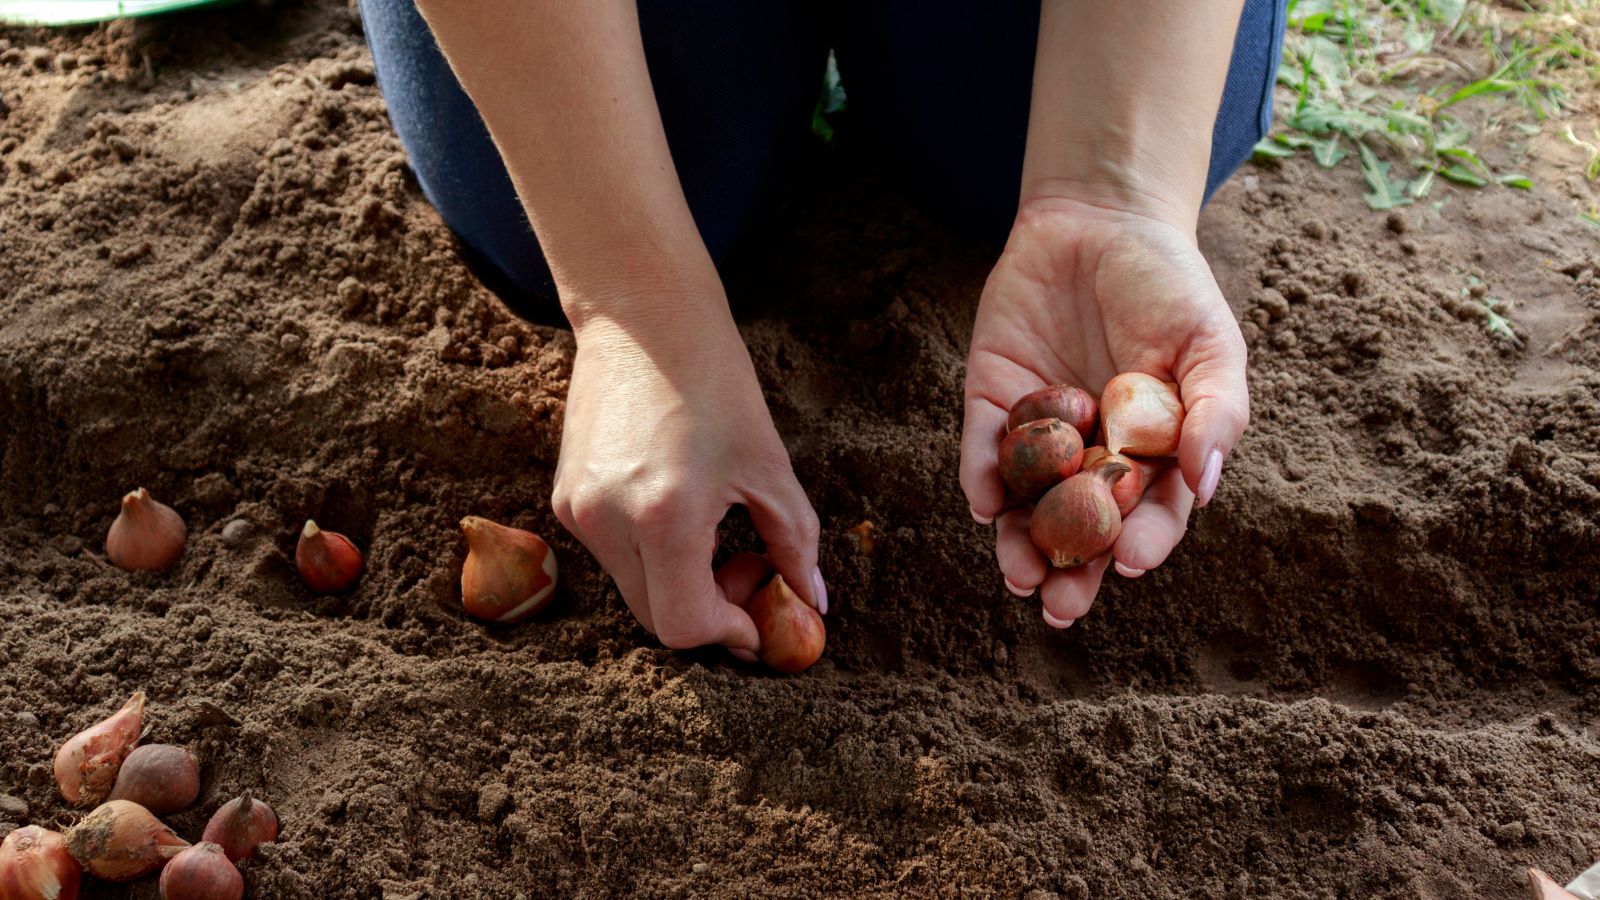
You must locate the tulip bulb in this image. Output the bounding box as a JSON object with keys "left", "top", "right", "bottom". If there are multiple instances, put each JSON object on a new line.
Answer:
{"left": 1082, "top": 447, "right": 1153, "bottom": 517}
{"left": 1526, "top": 868, "right": 1580, "bottom": 900}
{"left": 201, "top": 792, "right": 279, "bottom": 863}
{"left": 108, "top": 744, "right": 200, "bottom": 816}
{"left": 746, "top": 575, "right": 826, "bottom": 674}
{"left": 105, "top": 488, "right": 186, "bottom": 572}
{"left": 295, "top": 520, "right": 364, "bottom": 594}
{"left": 460, "top": 516, "right": 557, "bottom": 623}
{"left": 0, "top": 826, "right": 82, "bottom": 900}
{"left": 998, "top": 418, "right": 1085, "bottom": 500}
{"left": 54, "top": 691, "right": 145, "bottom": 807}
{"left": 1030, "top": 462, "right": 1130, "bottom": 569}
{"left": 64, "top": 800, "right": 188, "bottom": 882}
{"left": 159, "top": 843, "right": 243, "bottom": 900}
{"left": 1007, "top": 384, "right": 1098, "bottom": 440}
{"left": 1100, "top": 373, "right": 1185, "bottom": 457}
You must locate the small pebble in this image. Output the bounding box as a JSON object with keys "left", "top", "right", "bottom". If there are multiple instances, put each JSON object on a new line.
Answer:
{"left": 1301, "top": 219, "right": 1329, "bottom": 241}
{"left": 1385, "top": 211, "right": 1409, "bottom": 234}
{"left": 691, "top": 863, "right": 710, "bottom": 875}
{"left": 0, "top": 795, "right": 27, "bottom": 820}
{"left": 13, "top": 711, "right": 38, "bottom": 728}
{"left": 221, "top": 518, "right": 251, "bottom": 546}
{"left": 280, "top": 332, "right": 304, "bottom": 353}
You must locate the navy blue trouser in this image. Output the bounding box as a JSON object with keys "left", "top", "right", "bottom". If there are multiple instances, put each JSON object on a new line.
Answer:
{"left": 360, "top": 1, "right": 1286, "bottom": 315}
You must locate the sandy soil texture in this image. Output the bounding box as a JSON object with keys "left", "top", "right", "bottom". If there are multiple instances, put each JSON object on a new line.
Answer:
{"left": 1, "top": 3, "right": 1597, "bottom": 898}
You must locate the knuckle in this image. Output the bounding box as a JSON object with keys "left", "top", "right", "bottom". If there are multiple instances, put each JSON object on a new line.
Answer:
{"left": 795, "top": 506, "right": 822, "bottom": 546}
{"left": 633, "top": 486, "right": 691, "bottom": 532}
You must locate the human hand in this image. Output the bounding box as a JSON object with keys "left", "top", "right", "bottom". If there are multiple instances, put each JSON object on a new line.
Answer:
{"left": 551, "top": 304, "right": 825, "bottom": 659}
{"left": 959, "top": 197, "right": 1249, "bottom": 628}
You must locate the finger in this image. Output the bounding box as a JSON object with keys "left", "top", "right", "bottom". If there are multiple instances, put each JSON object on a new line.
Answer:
{"left": 1175, "top": 317, "right": 1249, "bottom": 508}
{"left": 746, "top": 477, "right": 826, "bottom": 614}
{"left": 995, "top": 507, "right": 1047, "bottom": 597}
{"left": 1039, "top": 555, "right": 1111, "bottom": 626}
{"left": 1112, "top": 466, "right": 1194, "bottom": 574}
{"left": 641, "top": 533, "right": 760, "bottom": 656}
{"left": 715, "top": 553, "right": 772, "bottom": 608}
{"left": 959, "top": 395, "right": 1010, "bottom": 524}
{"left": 555, "top": 494, "right": 655, "bottom": 633}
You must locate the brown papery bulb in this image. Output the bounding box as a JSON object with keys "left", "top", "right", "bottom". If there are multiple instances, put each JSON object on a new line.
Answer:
{"left": 0, "top": 826, "right": 82, "bottom": 900}
{"left": 1526, "top": 868, "right": 1580, "bottom": 900}
{"left": 1082, "top": 447, "right": 1152, "bottom": 517}
{"left": 1030, "top": 462, "right": 1130, "bottom": 569}
{"left": 746, "top": 575, "right": 826, "bottom": 674}
{"left": 201, "top": 791, "right": 279, "bottom": 863}
{"left": 159, "top": 843, "right": 242, "bottom": 900}
{"left": 460, "top": 516, "right": 558, "bottom": 623}
{"left": 998, "top": 418, "right": 1085, "bottom": 501}
{"left": 1007, "top": 384, "right": 1098, "bottom": 440}
{"left": 64, "top": 800, "right": 189, "bottom": 882}
{"left": 108, "top": 744, "right": 200, "bottom": 816}
{"left": 295, "top": 520, "right": 364, "bottom": 594}
{"left": 54, "top": 691, "right": 145, "bottom": 807}
{"left": 105, "top": 488, "right": 186, "bottom": 572}
{"left": 1100, "top": 373, "right": 1185, "bottom": 457}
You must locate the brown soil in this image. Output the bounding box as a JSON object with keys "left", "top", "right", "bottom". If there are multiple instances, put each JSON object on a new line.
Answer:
{"left": 1, "top": 3, "right": 1597, "bottom": 898}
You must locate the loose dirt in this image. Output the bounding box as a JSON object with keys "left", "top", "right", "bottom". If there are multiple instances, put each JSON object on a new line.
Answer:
{"left": 0, "top": 3, "right": 1596, "bottom": 898}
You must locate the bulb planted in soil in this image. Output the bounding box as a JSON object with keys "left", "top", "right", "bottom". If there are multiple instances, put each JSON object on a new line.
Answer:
{"left": 1006, "top": 384, "right": 1098, "bottom": 440}
{"left": 54, "top": 691, "right": 145, "bottom": 807}
{"left": 64, "top": 800, "right": 188, "bottom": 882}
{"left": 746, "top": 575, "right": 826, "bottom": 674}
{"left": 105, "top": 487, "right": 186, "bottom": 572}
{"left": 1030, "top": 462, "right": 1130, "bottom": 568}
{"left": 107, "top": 744, "right": 200, "bottom": 816}
{"left": 202, "top": 791, "right": 279, "bottom": 863}
{"left": 295, "top": 520, "right": 364, "bottom": 594}
{"left": 159, "top": 843, "right": 242, "bottom": 900}
{"left": 998, "top": 418, "right": 1085, "bottom": 500}
{"left": 460, "top": 516, "right": 558, "bottom": 623}
{"left": 0, "top": 826, "right": 82, "bottom": 900}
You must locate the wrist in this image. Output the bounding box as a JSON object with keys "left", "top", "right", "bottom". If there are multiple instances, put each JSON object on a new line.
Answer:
{"left": 1018, "top": 138, "right": 1203, "bottom": 234}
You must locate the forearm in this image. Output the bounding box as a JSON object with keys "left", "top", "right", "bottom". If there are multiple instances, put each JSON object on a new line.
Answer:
{"left": 1021, "top": 0, "right": 1245, "bottom": 230}
{"left": 413, "top": 0, "right": 724, "bottom": 331}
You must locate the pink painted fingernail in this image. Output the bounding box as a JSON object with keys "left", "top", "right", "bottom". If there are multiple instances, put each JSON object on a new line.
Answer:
{"left": 729, "top": 648, "right": 758, "bottom": 663}
{"left": 1114, "top": 562, "right": 1146, "bottom": 578}
{"left": 971, "top": 507, "right": 994, "bottom": 525}
{"left": 1041, "top": 608, "right": 1075, "bottom": 629}
{"left": 811, "top": 568, "right": 829, "bottom": 616}
{"left": 1197, "top": 448, "right": 1224, "bottom": 508}
{"left": 1004, "top": 577, "right": 1035, "bottom": 598}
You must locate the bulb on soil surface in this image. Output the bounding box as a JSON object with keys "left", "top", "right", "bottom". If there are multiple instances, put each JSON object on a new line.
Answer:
{"left": 54, "top": 691, "right": 145, "bottom": 807}
{"left": 64, "top": 800, "right": 188, "bottom": 882}
{"left": 1029, "top": 462, "right": 1130, "bottom": 569}
{"left": 159, "top": 843, "right": 243, "bottom": 900}
{"left": 1006, "top": 384, "right": 1098, "bottom": 440}
{"left": 1100, "top": 373, "right": 1185, "bottom": 457}
{"left": 1526, "top": 869, "right": 1580, "bottom": 900}
{"left": 294, "top": 520, "right": 364, "bottom": 594}
{"left": 201, "top": 791, "right": 278, "bottom": 863}
{"left": 0, "top": 826, "right": 82, "bottom": 900}
{"left": 746, "top": 575, "right": 826, "bottom": 674}
{"left": 1082, "top": 447, "right": 1151, "bottom": 517}
{"left": 107, "top": 744, "right": 200, "bottom": 816}
{"left": 998, "top": 418, "right": 1085, "bottom": 501}
{"left": 460, "top": 516, "right": 558, "bottom": 623}
{"left": 105, "top": 488, "right": 186, "bottom": 572}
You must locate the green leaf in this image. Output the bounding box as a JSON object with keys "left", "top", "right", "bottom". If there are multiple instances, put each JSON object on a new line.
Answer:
{"left": 1497, "top": 173, "right": 1533, "bottom": 190}
{"left": 1312, "top": 136, "right": 1347, "bottom": 168}
{"left": 1359, "top": 143, "right": 1411, "bottom": 210}
{"left": 1439, "top": 163, "right": 1488, "bottom": 186}
{"left": 1253, "top": 137, "right": 1296, "bottom": 160}
{"left": 1407, "top": 169, "right": 1436, "bottom": 198}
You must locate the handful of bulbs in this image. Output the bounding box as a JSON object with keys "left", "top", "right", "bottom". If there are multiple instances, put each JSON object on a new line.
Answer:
{"left": 997, "top": 374, "right": 1186, "bottom": 570}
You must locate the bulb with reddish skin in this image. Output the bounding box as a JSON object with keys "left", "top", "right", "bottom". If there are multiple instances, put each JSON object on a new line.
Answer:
{"left": 1527, "top": 868, "right": 1580, "bottom": 900}
{"left": 54, "top": 691, "right": 145, "bottom": 807}
{"left": 0, "top": 826, "right": 82, "bottom": 900}
{"left": 1100, "top": 373, "right": 1185, "bottom": 457}
{"left": 1007, "top": 384, "right": 1098, "bottom": 440}
{"left": 295, "top": 520, "right": 364, "bottom": 594}
{"left": 63, "top": 800, "right": 189, "bottom": 882}
{"left": 746, "top": 575, "right": 825, "bottom": 674}
{"left": 108, "top": 744, "right": 200, "bottom": 816}
{"left": 460, "top": 516, "right": 558, "bottom": 623}
{"left": 1030, "top": 462, "right": 1130, "bottom": 568}
{"left": 998, "top": 418, "right": 1086, "bottom": 501}
{"left": 105, "top": 488, "right": 186, "bottom": 572}
{"left": 159, "top": 843, "right": 243, "bottom": 900}
{"left": 1082, "top": 447, "right": 1152, "bottom": 517}
{"left": 201, "top": 791, "right": 279, "bottom": 863}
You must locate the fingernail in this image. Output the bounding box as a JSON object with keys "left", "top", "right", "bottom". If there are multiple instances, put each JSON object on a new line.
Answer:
{"left": 729, "top": 648, "right": 758, "bottom": 663}
{"left": 1114, "top": 562, "right": 1145, "bottom": 578}
{"left": 1041, "top": 608, "right": 1075, "bottom": 629}
{"left": 1004, "top": 577, "right": 1036, "bottom": 598}
{"left": 1197, "top": 448, "right": 1224, "bottom": 508}
{"left": 811, "top": 568, "right": 829, "bottom": 616}
{"left": 971, "top": 507, "right": 994, "bottom": 525}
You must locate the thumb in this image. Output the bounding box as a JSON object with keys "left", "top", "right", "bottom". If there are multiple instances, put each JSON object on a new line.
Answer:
{"left": 745, "top": 471, "right": 826, "bottom": 616}
{"left": 1176, "top": 321, "right": 1249, "bottom": 508}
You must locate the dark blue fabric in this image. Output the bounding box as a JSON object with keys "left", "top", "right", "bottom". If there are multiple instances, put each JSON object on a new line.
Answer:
{"left": 360, "top": 0, "right": 1287, "bottom": 314}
